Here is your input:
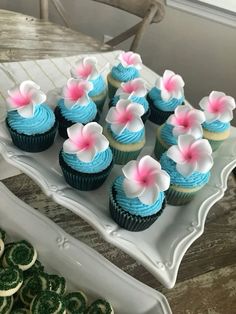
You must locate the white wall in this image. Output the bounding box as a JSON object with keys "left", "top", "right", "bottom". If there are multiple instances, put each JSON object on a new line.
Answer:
{"left": 0, "top": 0, "right": 235, "bottom": 123}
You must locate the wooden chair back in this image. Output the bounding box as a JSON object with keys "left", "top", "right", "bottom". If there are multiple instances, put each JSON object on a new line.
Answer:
{"left": 39, "top": 0, "right": 165, "bottom": 51}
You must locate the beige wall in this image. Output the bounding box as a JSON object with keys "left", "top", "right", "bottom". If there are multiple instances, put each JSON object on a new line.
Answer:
{"left": 0, "top": 0, "right": 235, "bottom": 123}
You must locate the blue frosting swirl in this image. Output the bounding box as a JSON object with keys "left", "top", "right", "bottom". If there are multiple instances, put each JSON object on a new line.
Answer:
{"left": 148, "top": 87, "right": 184, "bottom": 111}
{"left": 160, "top": 153, "right": 210, "bottom": 188}
{"left": 62, "top": 148, "right": 113, "bottom": 174}
{"left": 108, "top": 124, "right": 144, "bottom": 144}
{"left": 7, "top": 104, "right": 55, "bottom": 135}
{"left": 111, "top": 64, "right": 140, "bottom": 82}
{"left": 88, "top": 75, "right": 106, "bottom": 97}
{"left": 113, "top": 176, "right": 164, "bottom": 217}
{"left": 159, "top": 123, "right": 177, "bottom": 146}
{"left": 203, "top": 120, "right": 230, "bottom": 133}
{"left": 58, "top": 99, "right": 97, "bottom": 123}
{"left": 112, "top": 95, "right": 149, "bottom": 112}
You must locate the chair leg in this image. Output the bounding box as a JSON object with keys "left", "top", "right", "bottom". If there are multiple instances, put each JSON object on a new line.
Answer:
{"left": 131, "top": 3, "right": 158, "bottom": 52}
{"left": 40, "top": 0, "right": 49, "bottom": 20}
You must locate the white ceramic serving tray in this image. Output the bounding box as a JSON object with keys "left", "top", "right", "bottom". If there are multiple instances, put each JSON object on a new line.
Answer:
{"left": 0, "top": 52, "right": 235, "bottom": 289}
{"left": 0, "top": 182, "right": 171, "bottom": 314}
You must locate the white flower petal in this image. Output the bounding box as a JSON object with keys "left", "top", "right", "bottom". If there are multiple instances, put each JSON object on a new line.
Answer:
{"left": 196, "top": 154, "right": 213, "bottom": 173}
{"left": 188, "top": 109, "right": 205, "bottom": 124}
{"left": 67, "top": 123, "right": 83, "bottom": 142}
{"left": 199, "top": 97, "right": 209, "bottom": 110}
{"left": 163, "top": 70, "right": 175, "bottom": 82}
{"left": 126, "top": 116, "right": 144, "bottom": 132}
{"left": 78, "top": 94, "right": 90, "bottom": 106}
{"left": 110, "top": 123, "right": 126, "bottom": 135}
{"left": 127, "top": 102, "right": 145, "bottom": 117}
{"left": 17, "top": 104, "right": 34, "bottom": 118}
{"left": 94, "top": 133, "right": 109, "bottom": 152}
{"left": 224, "top": 96, "right": 235, "bottom": 110}
{"left": 64, "top": 98, "right": 75, "bottom": 109}
{"left": 63, "top": 139, "right": 79, "bottom": 154}
{"left": 123, "top": 178, "right": 144, "bottom": 199}
{"left": 138, "top": 184, "right": 160, "bottom": 205}
{"left": 20, "top": 80, "right": 39, "bottom": 95}
{"left": 209, "top": 91, "right": 226, "bottom": 101}
{"left": 191, "top": 138, "right": 212, "bottom": 155}
{"left": 77, "top": 146, "right": 97, "bottom": 162}
{"left": 218, "top": 108, "right": 233, "bottom": 122}
{"left": 204, "top": 111, "right": 218, "bottom": 122}
{"left": 83, "top": 122, "right": 103, "bottom": 136}
{"left": 176, "top": 161, "right": 197, "bottom": 177}
{"left": 172, "top": 125, "right": 186, "bottom": 137}
{"left": 161, "top": 89, "right": 171, "bottom": 101}
{"left": 154, "top": 170, "right": 170, "bottom": 192}
{"left": 138, "top": 155, "right": 161, "bottom": 173}
{"left": 122, "top": 160, "right": 138, "bottom": 180}
{"left": 178, "top": 134, "right": 195, "bottom": 152}
{"left": 116, "top": 99, "right": 131, "bottom": 112}
{"left": 105, "top": 107, "right": 118, "bottom": 124}
{"left": 175, "top": 103, "right": 192, "bottom": 115}
{"left": 189, "top": 124, "right": 203, "bottom": 139}
{"left": 31, "top": 90, "right": 46, "bottom": 105}
{"left": 167, "top": 145, "right": 186, "bottom": 164}
{"left": 80, "top": 80, "right": 93, "bottom": 93}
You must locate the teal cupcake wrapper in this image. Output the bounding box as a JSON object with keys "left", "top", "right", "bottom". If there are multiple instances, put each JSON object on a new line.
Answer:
{"left": 0, "top": 295, "right": 13, "bottom": 313}
{"left": 110, "top": 145, "right": 143, "bottom": 165}
{"left": 59, "top": 151, "right": 114, "bottom": 191}
{"left": 206, "top": 139, "right": 224, "bottom": 152}
{"left": 165, "top": 186, "right": 198, "bottom": 205}
{"left": 91, "top": 94, "right": 107, "bottom": 113}
{"left": 55, "top": 107, "right": 100, "bottom": 139}
{"left": 109, "top": 186, "right": 165, "bottom": 231}
{"left": 107, "top": 80, "right": 120, "bottom": 100}
{"left": 6, "top": 120, "right": 58, "bottom": 153}
{"left": 154, "top": 137, "right": 168, "bottom": 161}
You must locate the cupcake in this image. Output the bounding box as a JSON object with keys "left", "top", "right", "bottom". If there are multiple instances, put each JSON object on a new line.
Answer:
{"left": 107, "top": 51, "right": 142, "bottom": 99}
{"left": 154, "top": 104, "right": 205, "bottom": 160}
{"left": 59, "top": 122, "right": 113, "bottom": 190}
{"left": 70, "top": 56, "right": 107, "bottom": 112}
{"left": 147, "top": 70, "right": 185, "bottom": 125}
{"left": 109, "top": 155, "right": 170, "bottom": 231}
{"left": 110, "top": 78, "right": 150, "bottom": 122}
{"left": 199, "top": 91, "right": 235, "bottom": 151}
{"left": 55, "top": 78, "right": 99, "bottom": 138}
{"left": 160, "top": 134, "right": 213, "bottom": 205}
{"left": 6, "top": 80, "right": 57, "bottom": 152}
{"left": 104, "top": 99, "right": 145, "bottom": 165}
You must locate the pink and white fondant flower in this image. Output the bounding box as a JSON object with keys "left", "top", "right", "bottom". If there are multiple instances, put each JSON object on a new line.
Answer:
{"left": 118, "top": 51, "right": 142, "bottom": 70}
{"left": 116, "top": 78, "right": 147, "bottom": 98}
{"left": 167, "top": 103, "right": 205, "bottom": 138}
{"left": 167, "top": 134, "right": 213, "bottom": 177}
{"left": 63, "top": 122, "right": 109, "bottom": 163}
{"left": 199, "top": 91, "right": 235, "bottom": 123}
{"left": 105, "top": 99, "right": 144, "bottom": 135}
{"left": 70, "top": 57, "right": 99, "bottom": 81}
{"left": 63, "top": 78, "right": 93, "bottom": 109}
{"left": 7, "top": 80, "right": 46, "bottom": 118}
{"left": 155, "top": 70, "right": 185, "bottom": 101}
{"left": 122, "top": 155, "right": 170, "bottom": 205}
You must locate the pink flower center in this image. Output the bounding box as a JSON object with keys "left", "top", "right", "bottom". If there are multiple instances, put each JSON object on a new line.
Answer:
{"left": 11, "top": 91, "right": 32, "bottom": 108}
{"left": 74, "top": 134, "right": 94, "bottom": 151}
{"left": 122, "top": 83, "right": 136, "bottom": 94}
{"left": 164, "top": 77, "right": 175, "bottom": 92}
{"left": 123, "top": 53, "right": 134, "bottom": 66}
{"left": 208, "top": 99, "right": 224, "bottom": 114}
{"left": 66, "top": 84, "right": 85, "bottom": 101}
{"left": 182, "top": 147, "right": 199, "bottom": 163}
{"left": 116, "top": 110, "right": 133, "bottom": 124}
{"left": 76, "top": 63, "right": 93, "bottom": 80}
{"left": 175, "top": 113, "right": 192, "bottom": 129}
{"left": 135, "top": 167, "right": 156, "bottom": 187}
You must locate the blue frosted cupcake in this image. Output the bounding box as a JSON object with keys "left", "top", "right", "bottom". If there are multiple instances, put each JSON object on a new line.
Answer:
{"left": 154, "top": 104, "right": 205, "bottom": 160}
{"left": 160, "top": 134, "right": 213, "bottom": 205}
{"left": 199, "top": 91, "right": 235, "bottom": 151}
{"left": 105, "top": 99, "right": 145, "bottom": 165}
{"left": 110, "top": 155, "right": 170, "bottom": 231}
{"left": 59, "top": 122, "right": 113, "bottom": 190}
{"left": 107, "top": 51, "right": 142, "bottom": 99}
{"left": 70, "top": 56, "right": 107, "bottom": 112}
{"left": 55, "top": 78, "right": 99, "bottom": 138}
{"left": 110, "top": 78, "right": 150, "bottom": 123}
{"left": 147, "top": 70, "right": 185, "bottom": 125}
{"left": 6, "top": 80, "right": 57, "bottom": 152}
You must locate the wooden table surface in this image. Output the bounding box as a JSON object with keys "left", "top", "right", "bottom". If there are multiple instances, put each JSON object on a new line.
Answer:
{"left": 0, "top": 9, "right": 236, "bottom": 314}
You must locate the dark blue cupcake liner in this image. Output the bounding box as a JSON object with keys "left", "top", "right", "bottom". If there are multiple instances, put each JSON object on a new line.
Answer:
{"left": 154, "top": 136, "right": 168, "bottom": 161}
{"left": 165, "top": 186, "right": 197, "bottom": 205}
{"left": 91, "top": 92, "right": 107, "bottom": 113}
{"left": 59, "top": 151, "right": 114, "bottom": 191}
{"left": 147, "top": 94, "right": 174, "bottom": 125}
{"left": 110, "top": 145, "right": 143, "bottom": 165}
{"left": 6, "top": 119, "right": 58, "bottom": 153}
{"left": 54, "top": 107, "right": 100, "bottom": 139}
{"left": 109, "top": 185, "right": 165, "bottom": 231}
